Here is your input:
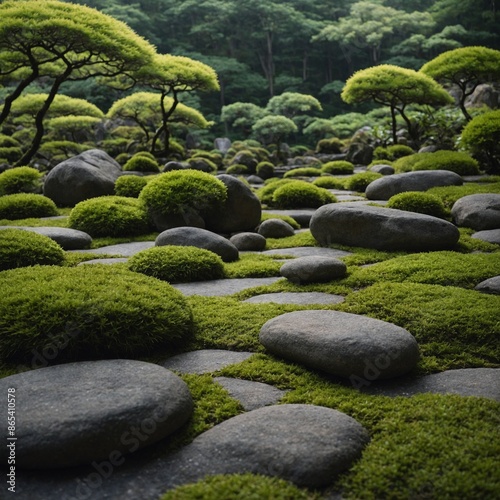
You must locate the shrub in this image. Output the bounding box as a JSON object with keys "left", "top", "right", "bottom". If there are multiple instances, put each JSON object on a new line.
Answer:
{"left": 256, "top": 161, "right": 275, "bottom": 180}
{"left": 313, "top": 176, "right": 345, "bottom": 189}
{"left": 316, "top": 137, "right": 344, "bottom": 154}
{"left": 226, "top": 164, "right": 249, "bottom": 175}
{"left": 139, "top": 170, "right": 227, "bottom": 219}
{"left": 0, "top": 166, "right": 42, "bottom": 195}
{"left": 123, "top": 154, "right": 160, "bottom": 173}
{"left": 191, "top": 150, "right": 223, "bottom": 168}
{"left": 272, "top": 180, "right": 337, "bottom": 208}
{"left": 133, "top": 151, "right": 156, "bottom": 161}
{"left": 393, "top": 151, "right": 480, "bottom": 175}
{"left": 283, "top": 167, "right": 322, "bottom": 178}
{"left": 114, "top": 175, "right": 149, "bottom": 198}
{"left": 373, "top": 144, "right": 414, "bottom": 161}
{"left": 0, "top": 265, "right": 193, "bottom": 362}
{"left": 0, "top": 147, "right": 22, "bottom": 163}
{"left": 0, "top": 193, "right": 58, "bottom": 219}
{"left": 0, "top": 134, "right": 20, "bottom": 148}
{"left": 321, "top": 160, "right": 354, "bottom": 175}
{"left": 68, "top": 196, "right": 150, "bottom": 237}
{"left": 256, "top": 179, "right": 295, "bottom": 206}
{"left": 0, "top": 228, "right": 65, "bottom": 270}
{"left": 387, "top": 191, "right": 448, "bottom": 218}
{"left": 344, "top": 172, "right": 382, "bottom": 192}
{"left": 128, "top": 245, "right": 225, "bottom": 283}
{"left": 187, "top": 157, "right": 218, "bottom": 173}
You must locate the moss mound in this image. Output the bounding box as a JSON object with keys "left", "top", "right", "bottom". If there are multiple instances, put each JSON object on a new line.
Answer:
{"left": 123, "top": 154, "right": 160, "bottom": 173}
{"left": 0, "top": 228, "right": 65, "bottom": 271}
{"left": 387, "top": 191, "right": 448, "bottom": 218}
{"left": 321, "top": 160, "right": 354, "bottom": 175}
{"left": 272, "top": 180, "right": 337, "bottom": 208}
{"left": 68, "top": 196, "right": 150, "bottom": 237}
{"left": 0, "top": 193, "right": 58, "bottom": 219}
{"left": 373, "top": 144, "right": 414, "bottom": 161}
{"left": 0, "top": 166, "right": 42, "bottom": 195}
{"left": 0, "top": 265, "right": 193, "bottom": 362}
{"left": 344, "top": 172, "right": 382, "bottom": 192}
{"left": 114, "top": 175, "right": 148, "bottom": 198}
{"left": 393, "top": 150, "right": 480, "bottom": 176}
{"left": 256, "top": 161, "right": 275, "bottom": 179}
{"left": 283, "top": 167, "right": 322, "bottom": 178}
{"left": 128, "top": 245, "right": 225, "bottom": 283}
{"left": 312, "top": 176, "right": 345, "bottom": 189}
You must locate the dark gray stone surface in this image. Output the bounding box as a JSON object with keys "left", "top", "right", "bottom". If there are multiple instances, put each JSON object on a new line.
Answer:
{"left": 310, "top": 204, "right": 460, "bottom": 251}
{"left": 71, "top": 241, "right": 154, "bottom": 256}
{"left": 161, "top": 350, "right": 253, "bottom": 374}
{"left": 229, "top": 232, "right": 266, "bottom": 251}
{"left": 172, "top": 277, "right": 282, "bottom": 296}
{"left": 471, "top": 228, "right": 500, "bottom": 245}
{"left": 452, "top": 194, "right": 500, "bottom": 230}
{"left": 475, "top": 275, "right": 500, "bottom": 294}
{"left": 258, "top": 218, "right": 296, "bottom": 238}
{"left": 0, "top": 360, "right": 193, "bottom": 469}
{"left": 243, "top": 292, "right": 345, "bottom": 305}
{"left": 369, "top": 164, "right": 395, "bottom": 175}
{"left": 280, "top": 256, "right": 347, "bottom": 284}
{"left": 262, "top": 246, "right": 352, "bottom": 258}
{"left": 0, "top": 225, "right": 91, "bottom": 250}
{"left": 260, "top": 310, "right": 420, "bottom": 380}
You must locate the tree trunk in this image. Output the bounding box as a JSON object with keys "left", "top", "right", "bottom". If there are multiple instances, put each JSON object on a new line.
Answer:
{"left": 152, "top": 90, "right": 179, "bottom": 156}
{"left": 390, "top": 105, "right": 398, "bottom": 144}
{"left": 0, "top": 68, "right": 39, "bottom": 127}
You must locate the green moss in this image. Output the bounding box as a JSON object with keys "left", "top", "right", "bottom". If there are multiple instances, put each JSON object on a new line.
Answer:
{"left": 265, "top": 231, "right": 318, "bottom": 249}
{"left": 457, "top": 227, "right": 500, "bottom": 253}
{"left": 373, "top": 144, "right": 414, "bottom": 161}
{"left": 283, "top": 167, "right": 322, "bottom": 178}
{"left": 123, "top": 154, "right": 160, "bottom": 173}
{"left": 225, "top": 164, "right": 249, "bottom": 175}
{"left": 427, "top": 182, "right": 500, "bottom": 210}
{"left": 187, "top": 157, "right": 218, "bottom": 173}
{"left": 0, "top": 228, "right": 65, "bottom": 270}
{"left": 386, "top": 191, "right": 448, "bottom": 218}
{"left": 344, "top": 172, "right": 382, "bottom": 192}
{"left": 312, "top": 176, "right": 346, "bottom": 189}
{"left": 316, "top": 137, "right": 344, "bottom": 154}
{"left": 0, "top": 216, "right": 68, "bottom": 228}
{"left": 393, "top": 151, "right": 480, "bottom": 175}
{"left": 114, "top": 175, "right": 148, "bottom": 197}
{"left": 128, "top": 246, "right": 225, "bottom": 283}
{"left": 256, "top": 161, "right": 275, "bottom": 179}
{"left": 90, "top": 232, "right": 158, "bottom": 249}
{"left": 273, "top": 181, "right": 337, "bottom": 208}
{"left": 256, "top": 179, "right": 295, "bottom": 206}
{"left": 0, "top": 167, "right": 41, "bottom": 196}
{"left": 0, "top": 193, "right": 58, "bottom": 219}
{"left": 321, "top": 160, "right": 354, "bottom": 175}
{"left": 261, "top": 212, "right": 301, "bottom": 229}
{"left": 224, "top": 253, "right": 285, "bottom": 278}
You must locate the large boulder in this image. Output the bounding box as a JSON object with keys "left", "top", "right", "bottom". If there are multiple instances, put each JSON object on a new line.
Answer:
{"left": 310, "top": 203, "right": 460, "bottom": 251}
{"left": 365, "top": 170, "right": 463, "bottom": 201}
{"left": 43, "top": 149, "right": 122, "bottom": 206}
{"left": 203, "top": 174, "right": 262, "bottom": 233}
{"left": 156, "top": 226, "right": 239, "bottom": 262}
{"left": 451, "top": 194, "right": 500, "bottom": 230}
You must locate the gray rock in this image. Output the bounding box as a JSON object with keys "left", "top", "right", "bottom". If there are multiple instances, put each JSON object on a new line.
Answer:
{"left": 0, "top": 360, "right": 193, "bottom": 469}
{"left": 258, "top": 218, "right": 295, "bottom": 238}
{"left": 475, "top": 275, "right": 500, "bottom": 295}
{"left": 262, "top": 209, "right": 316, "bottom": 228}
{"left": 263, "top": 246, "right": 352, "bottom": 258}
{"left": 244, "top": 292, "right": 345, "bottom": 305}
{"left": 173, "top": 277, "right": 281, "bottom": 296}
{"left": 43, "top": 149, "right": 122, "bottom": 206}
{"left": 0, "top": 226, "right": 91, "bottom": 250}
{"left": 214, "top": 137, "right": 232, "bottom": 154}
{"left": 162, "top": 161, "right": 186, "bottom": 172}
{"left": 471, "top": 229, "right": 500, "bottom": 245}
{"left": 203, "top": 174, "right": 262, "bottom": 233}
{"left": 369, "top": 164, "right": 395, "bottom": 175}
{"left": 161, "top": 350, "right": 253, "bottom": 374}
{"left": 149, "top": 206, "right": 206, "bottom": 232}
{"left": 229, "top": 232, "right": 266, "bottom": 251}
{"left": 260, "top": 310, "right": 419, "bottom": 380}
{"left": 247, "top": 175, "right": 264, "bottom": 184}
{"left": 156, "top": 226, "right": 239, "bottom": 262}
{"left": 465, "top": 83, "right": 500, "bottom": 109}
{"left": 310, "top": 203, "right": 460, "bottom": 251}
{"left": 346, "top": 142, "right": 373, "bottom": 165}
{"left": 451, "top": 194, "right": 500, "bottom": 230}
{"left": 365, "top": 170, "right": 463, "bottom": 201}
{"left": 71, "top": 241, "right": 154, "bottom": 256}
{"left": 280, "top": 256, "right": 347, "bottom": 284}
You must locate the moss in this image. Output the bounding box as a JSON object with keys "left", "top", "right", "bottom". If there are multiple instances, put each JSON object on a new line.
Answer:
{"left": 224, "top": 253, "right": 285, "bottom": 278}
{"left": 272, "top": 181, "right": 337, "bottom": 209}
{"left": 0, "top": 193, "right": 58, "bottom": 219}
{"left": 393, "top": 151, "right": 480, "bottom": 175}
{"left": 261, "top": 212, "right": 301, "bottom": 229}
{"left": 0, "top": 265, "right": 193, "bottom": 363}
{"left": 68, "top": 196, "right": 150, "bottom": 237}
{"left": 386, "top": 191, "right": 448, "bottom": 218}
{"left": 265, "top": 231, "right": 318, "bottom": 249}
{"left": 128, "top": 246, "right": 225, "bottom": 283}
{"left": 0, "top": 216, "right": 68, "bottom": 228}
{"left": 283, "top": 167, "right": 322, "bottom": 178}
{"left": 316, "top": 137, "right": 344, "bottom": 154}
{"left": 123, "top": 154, "right": 160, "bottom": 173}
{"left": 256, "top": 179, "right": 295, "bottom": 206}
{"left": 114, "top": 175, "right": 148, "bottom": 197}
{"left": 256, "top": 161, "right": 275, "bottom": 179}
{"left": 225, "top": 164, "right": 249, "bottom": 175}
{"left": 344, "top": 172, "right": 382, "bottom": 192}
{"left": 0, "top": 228, "right": 65, "bottom": 270}
{"left": 312, "top": 176, "right": 346, "bottom": 189}
{"left": 427, "top": 182, "right": 500, "bottom": 210}
{"left": 0, "top": 147, "right": 22, "bottom": 163}
{"left": 373, "top": 144, "right": 414, "bottom": 161}
{"left": 321, "top": 160, "right": 354, "bottom": 175}
{"left": 187, "top": 157, "right": 218, "bottom": 173}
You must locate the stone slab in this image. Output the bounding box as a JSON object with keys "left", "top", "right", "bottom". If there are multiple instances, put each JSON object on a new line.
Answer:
{"left": 262, "top": 246, "right": 352, "bottom": 258}
{"left": 161, "top": 350, "right": 253, "bottom": 374}
{"left": 244, "top": 292, "right": 345, "bottom": 305}
{"left": 70, "top": 241, "right": 155, "bottom": 256}
{"left": 172, "top": 277, "right": 282, "bottom": 296}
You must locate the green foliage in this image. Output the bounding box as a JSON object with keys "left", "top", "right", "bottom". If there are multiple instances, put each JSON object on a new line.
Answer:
{"left": 0, "top": 147, "right": 22, "bottom": 163}
{"left": 225, "top": 164, "right": 248, "bottom": 175}
{"left": 373, "top": 144, "right": 414, "bottom": 161}
{"left": 312, "top": 176, "right": 346, "bottom": 189}
{"left": 114, "top": 175, "right": 148, "bottom": 198}
{"left": 123, "top": 154, "right": 160, "bottom": 173}
{"left": 224, "top": 253, "right": 285, "bottom": 278}
{"left": 427, "top": 182, "right": 500, "bottom": 210}
{"left": 0, "top": 228, "right": 64, "bottom": 270}
{"left": 139, "top": 170, "right": 227, "bottom": 218}
{"left": 0, "top": 166, "right": 42, "bottom": 195}
{"left": 344, "top": 172, "right": 382, "bottom": 192}
{"left": 265, "top": 92, "right": 322, "bottom": 121}
{"left": 272, "top": 180, "right": 337, "bottom": 209}
{"left": 0, "top": 193, "right": 58, "bottom": 219}
{"left": 316, "top": 137, "right": 344, "bottom": 154}
{"left": 321, "top": 160, "right": 354, "bottom": 175}
{"left": 128, "top": 246, "right": 225, "bottom": 283}
{"left": 68, "top": 196, "right": 150, "bottom": 237}
{"left": 252, "top": 115, "right": 298, "bottom": 145}
{"left": 393, "top": 150, "right": 480, "bottom": 175}
{"left": 256, "top": 161, "right": 275, "bottom": 180}
{"left": 221, "top": 102, "right": 268, "bottom": 135}
{"left": 0, "top": 265, "right": 193, "bottom": 362}
{"left": 260, "top": 212, "right": 300, "bottom": 229}
{"left": 387, "top": 191, "right": 448, "bottom": 218}
{"left": 283, "top": 167, "right": 322, "bottom": 178}
{"left": 0, "top": 135, "right": 19, "bottom": 148}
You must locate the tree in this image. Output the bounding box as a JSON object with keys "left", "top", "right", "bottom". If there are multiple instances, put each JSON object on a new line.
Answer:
{"left": 252, "top": 115, "right": 298, "bottom": 162}
{"left": 0, "top": 0, "right": 156, "bottom": 165}
{"left": 265, "top": 92, "right": 322, "bottom": 119}
{"left": 341, "top": 64, "right": 453, "bottom": 144}
{"left": 221, "top": 103, "right": 268, "bottom": 138}
{"left": 420, "top": 46, "right": 500, "bottom": 121}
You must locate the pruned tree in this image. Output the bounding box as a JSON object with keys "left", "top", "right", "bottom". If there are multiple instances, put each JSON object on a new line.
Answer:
{"left": 252, "top": 115, "right": 298, "bottom": 162}
{"left": 221, "top": 102, "right": 268, "bottom": 137}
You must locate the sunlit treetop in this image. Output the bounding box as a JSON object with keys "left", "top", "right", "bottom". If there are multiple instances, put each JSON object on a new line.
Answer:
{"left": 266, "top": 92, "right": 322, "bottom": 119}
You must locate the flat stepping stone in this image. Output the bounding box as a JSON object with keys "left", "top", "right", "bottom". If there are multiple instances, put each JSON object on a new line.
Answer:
{"left": 0, "top": 360, "right": 193, "bottom": 469}
{"left": 172, "top": 277, "right": 281, "bottom": 296}
{"left": 263, "top": 246, "right": 352, "bottom": 258}
{"left": 0, "top": 225, "right": 91, "bottom": 250}
{"left": 471, "top": 228, "right": 500, "bottom": 245}
{"left": 161, "top": 349, "right": 253, "bottom": 374}
{"left": 280, "top": 256, "right": 347, "bottom": 284}
{"left": 475, "top": 275, "right": 500, "bottom": 294}
{"left": 78, "top": 257, "right": 129, "bottom": 265}
{"left": 362, "top": 368, "right": 500, "bottom": 401}
{"left": 244, "top": 292, "right": 345, "bottom": 305}
{"left": 214, "top": 377, "right": 287, "bottom": 410}
{"left": 72, "top": 241, "right": 154, "bottom": 256}
{"left": 260, "top": 310, "right": 420, "bottom": 381}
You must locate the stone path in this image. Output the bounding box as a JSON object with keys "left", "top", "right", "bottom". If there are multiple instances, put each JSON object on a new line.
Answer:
{"left": 262, "top": 246, "right": 352, "bottom": 258}
{"left": 244, "top": 292, "right": 345, "bottom": 304}
{"left": 161, "top": 349, "right": 253, "bottom": 374}
{"left": 71, "top": 241, "right": 155, "bottom": 256}
{"left": 172, "top": 277, "right": 282, "bottom": 296}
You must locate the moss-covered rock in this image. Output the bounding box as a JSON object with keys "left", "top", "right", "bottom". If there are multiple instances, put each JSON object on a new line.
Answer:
{"left": 321, "top": 160, "right": 354, "bottom": 175}
{"left": 0, "top": 193, "right": 58, "bottom": 219}
{"left": 344, "top": 172, "right": 383, "bottom": 192}
{"left": 123, "top": 154, "right": 160, "bottom": 173}
{"left": 283, "top": 167, "right": 322, "bottom": 178}
{"left": 393, "top": 151, "right": 480, "bottom": 176}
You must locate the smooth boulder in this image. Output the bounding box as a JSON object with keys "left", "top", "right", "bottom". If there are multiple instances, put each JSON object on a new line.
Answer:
{"left": 260, "top": 310, "right": 419, "bottom": 381}
{"left": 258, "top": 218, "right": 295, "bottom": 238}
{"left": 451, "top": 194, "right": 500, "bottom": 230}
{"left": 280, "top": 256, "right": 347, "bottom": 284}
{"left": 0, "top": 225, "right": 91, "bottom": 250}
{"left": 471, "top": 229, "right": 500, "bottom": 245}
{"left": 229, "top": 232, "right": 267, "bottom": 251}
{"left": 475, "top": 275, "right": 500, "bottom": 295}
{"left": 365, "top": 170, "right": 463, "bottom": 201}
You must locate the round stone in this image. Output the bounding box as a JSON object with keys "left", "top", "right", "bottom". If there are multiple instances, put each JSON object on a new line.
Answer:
{"left": 229, "top": 232, "right": 267, "bottom": 251}
{"left": 0, "top": 226, "right": 92, "bottom": 250}
{"left": 280, "top": 256, "right": 347, "bottom": 284}
{"left": 258, "top": 218, "right": 295, "bottom": 238}
{"left": 452, "top": 194, "right": 500, "bottom": 230}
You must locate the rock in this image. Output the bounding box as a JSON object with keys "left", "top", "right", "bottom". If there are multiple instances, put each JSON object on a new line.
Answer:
{"left": 258, "top": 218, "right": 295, "bottom": 238}
{"left": 150, "top": 206, "right": 206, "bottom": 232}
{"left": 214, "top": 137, "right": 232, "bottom": 154}
{"left": 0, "top": 360, "right": 193, "bottom": 469}
{"left": 263, "top": 246, "right": 352, "bottom": 259}
{"left": 365, "top": 170, "right": 463, "bottom": 201}
{"left": 260, "top": 310, "right": 419, "bottom": 381}
{"left": 369, "top": 164, "right": 395, "bottom": 175}
{"left": 162, "top": 161, "right": 186, "bottom": 172}
{"left": 280, "top": 256, "right": 347, "bottom": 284}
{"left": 451, "top": 194, "right": 500, "bottom": 230}
{"left": 244, "top": 292, "right": 345, "bottom": 305}
{"left": 173, "top": 277, "right": 281, "bottom": 296}
{"left": 246, "top": 175, "right": 264, "bottom": 184}
{"left": 156, "top": 226, "right": 239, "bottom": 262}
{"left": 346, "top": 142, "right": 373, "bottom": 165}
{"left": 162, "top": 350, "right": 253, "bottom": 374}
{"left": 78, "top": 258, "right": 129, "bottom": 265}
{"left": 465, "top": 83, "right": 500, "bottom": 109}
{"left": 471, "top": 229, "right": 500, "bottom": 245}
{"left": 229, "top": 232, "right": 266, "bottom": 251}
{"left": 310, "top": 203, "right": 460, "bottom": 251}
{"left": 0, "top": 226, "right": 91, "bottom": 250}
{"left": 203, "top": 174, "right": 262, "bottom": 233}
{"left": 475, "top": 275, "right": 500, "bottom": 295}
{"left": 262, "top": 209, "right": 316, "bottom": 228}
{"left": 43, "top": 149, "right": 122, "bottom": 206}
{"left": 72, "top": 241, "right": 154, "bottom": 256}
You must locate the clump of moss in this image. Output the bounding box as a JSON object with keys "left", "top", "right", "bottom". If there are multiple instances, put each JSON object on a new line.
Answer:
{"left": 316, "top": 137, "right": 344, "bottom": 154}
{"left": 225, "top": 164, "right": 249, "bottom": 175}
{"left": 283, "top": 167, "right": 322, "bottom": 178}
{"left": 273, "top": 181, "right": 337, "bottom": 209}
{"left": 187, "top": 157, "right": 218, "bottom": 173}
{"left": 313, "top": 176, "right": 346, "bottom": 189}
{"left": 387, "top": 191, "right": 448, "bottom": 218}
{"left": 427, "top": 182, "right": 500, "bottom": 210}
{"left": 393, "top": 150, "right": 480, "bottom": 176}
{"left": 321, "top": 160, "right": 354, "bottom": 175}
{"left": 256, "top": 161, "right": 275, "bottom": 180}
{"left": 0, "top": 193, "right": 58, "bottom": 219}
{"left": 114, "top": 175, "right": 149, "bottom": 198}
{"left": 0, "top": 167, "right": 42, "bottom": 196}
{"left": 123, "top": 154, "right": 160, "bottom": 173}
{"left": 344, "top": 172, "right": 382, "bottom": 192}
{"left": 373, "top": 144, "right": 414, "bottom": 161}
{"left": 256, "top": 179, "right": 295, "bottom": 206}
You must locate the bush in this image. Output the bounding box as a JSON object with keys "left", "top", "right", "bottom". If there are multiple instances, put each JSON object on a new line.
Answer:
{"left": 387, "top": 191, "right": 448, "bottom": 218}
{"left": 256, "top": 179, "right": 296, "bottom": 206}
{"left": 0, "top": 228, "right": 65, "bottom": 270}
{"left": 272, "top": 180, "right": 337, "bottom": 208}
{"left": 226, "top": 164, "right": 249, "bottom": 175}
{"left": 191, "top": 151, "right": 223, "bottom": 168}
{"left": 0, "top": 265, "right": 193, "bottom": 362}
{"left": 344, "top": 172, "right": 383, "bottom": 192}
{"left": 0, "top": 166, "right": 42, "bottom": 195}
{"left": 68, "top": 196, "right": 150, "bottom": 237}
{"left": 283, "top": 167, "right": 322, "bottom": 178}
{"left": 123, "top": 154, "right": 160, "bottom": 173}
{"left": 114, "top": 175, "right": 149, "bottom": 198}
{"left": 316, "top": 137, "right": 344, "bottom": 154}
{"left": 0, "top": 147, "right": 22, "bottom": 163}
{"left": 0, "top": 134, "right": 20, "bottom": 148}
{"left": 139, "top": 170, "right": 227, "bottom": 219}
{"left": 256, "top": 161, "right": 275, "bottom": 180}
{"left": 313, "top": 176, "right": 345, "bottom": 189}
{"left": 134, "top": 151, "right": 156, "bottom": 161}
{"left": 128, "top": 245, "right": 225, "bottom": 283}
{"left": 321, "top": 160, "right": 354, "bottom": 175}
{"left": 373, "top": 144, "right": 414, "bottom": 161}
{"left": 393, "top": 151, "right": 480, "bottom": 176}
{"left": 0, "top": 193, "right": 58, "bottom": 219}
